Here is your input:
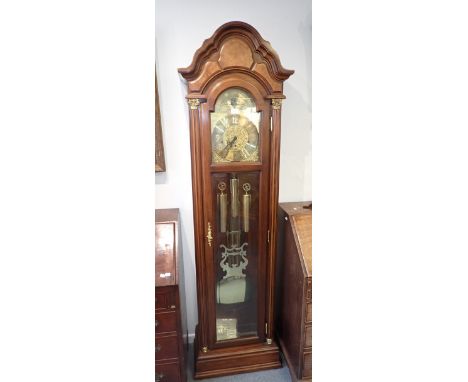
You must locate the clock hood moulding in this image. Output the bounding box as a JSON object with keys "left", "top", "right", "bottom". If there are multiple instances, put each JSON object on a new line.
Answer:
{"left": 178, "top": 21, "right": 294, "bottom": 97}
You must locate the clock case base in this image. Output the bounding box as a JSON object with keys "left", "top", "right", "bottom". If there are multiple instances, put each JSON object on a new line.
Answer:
{"left": 193, "top": 325, "right": 281, "bottom": 379}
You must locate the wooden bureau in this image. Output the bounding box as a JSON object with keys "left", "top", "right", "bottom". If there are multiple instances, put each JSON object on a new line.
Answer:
{"left": 276, "top": 202, "right": 312, "bottom": 381}
{"left": 156, "top": 209, "right": 187, "bottom": 382}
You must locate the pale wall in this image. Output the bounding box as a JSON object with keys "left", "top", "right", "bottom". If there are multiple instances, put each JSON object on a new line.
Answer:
{"left": 155, "top": 0, "right": 311, "bottom": 338}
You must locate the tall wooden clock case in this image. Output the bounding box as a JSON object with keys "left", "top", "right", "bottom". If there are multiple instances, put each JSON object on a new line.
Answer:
{"left": 179, "top": 21, "right": 293, "bottom": 379}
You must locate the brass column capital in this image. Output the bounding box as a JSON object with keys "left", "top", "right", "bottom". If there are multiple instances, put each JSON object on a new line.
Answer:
{"left": 188, "top": 98, "right": 201, "bottom": 109}
{"left": 271, "top": 99, "right": 282, "bottom": 110}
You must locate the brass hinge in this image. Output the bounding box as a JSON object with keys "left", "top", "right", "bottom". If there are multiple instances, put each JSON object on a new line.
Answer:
{"left": 270, "top": 116, "right": 273, "bottom": 131}
{"left": 265, "top": 322, "right": 268, "bottom": 334}
{"left": 267, "top": 229, "right": 270, "bottom": 243}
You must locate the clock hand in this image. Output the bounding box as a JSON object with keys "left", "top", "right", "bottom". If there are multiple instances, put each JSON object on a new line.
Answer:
{"left": 226, "top": 136, "right": 237, "bottom": 149}
{"left": 220, "top": 136, "right": 237, "bottom": 158}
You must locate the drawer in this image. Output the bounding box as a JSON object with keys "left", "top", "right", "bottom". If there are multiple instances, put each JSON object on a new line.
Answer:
{"left": 305, "top": 302, "right": 311, "bottom": 323}
{"left": 156, "top": 311, "right": 177, "bottom": 334}
{"left": 155, "top": 334, "right": 179, "bottom": 361}
{"left": 302, "top": 350, "right": 312, "bottom": 378}
{"left": 304, "top": 324, "right": 312, "bottom": 348}
{"left": 155, "top": 362, "right": 180, "bottom": 382}
{"left": 156, "top": 288, "right": 177, "bottom": 311}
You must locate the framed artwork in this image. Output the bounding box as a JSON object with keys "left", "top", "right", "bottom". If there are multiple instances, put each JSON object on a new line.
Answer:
{"left": 155, "top": 72, "right": 166, "bottom": 172}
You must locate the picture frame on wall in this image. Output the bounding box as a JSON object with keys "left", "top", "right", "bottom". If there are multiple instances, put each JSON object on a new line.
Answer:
{"left": 155, "top": 71, "right": 166, "bottom": 172}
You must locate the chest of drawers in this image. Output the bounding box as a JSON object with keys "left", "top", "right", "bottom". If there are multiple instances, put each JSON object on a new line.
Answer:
{"left": 156, "top": 209, "right": 187, "bottom": 382}
{"left": 276, "top": 202, "right": 312, "bottom": 381}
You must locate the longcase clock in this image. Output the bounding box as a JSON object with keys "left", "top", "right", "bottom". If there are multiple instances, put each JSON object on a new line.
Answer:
{"left": 178, "top": 21, "right": 293, "bottom": 379}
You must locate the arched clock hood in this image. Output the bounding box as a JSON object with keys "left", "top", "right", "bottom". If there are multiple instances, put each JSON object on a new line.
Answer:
{"left": 178, "top": 21, "right": 294, "bottom": 98}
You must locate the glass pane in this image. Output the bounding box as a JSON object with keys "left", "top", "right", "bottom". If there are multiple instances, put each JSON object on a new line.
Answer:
{"left": 212, "top": 172, "right": 259, "bottom": 341}
{"left": 211, "top": 88, "right": 260, "bottom": 163}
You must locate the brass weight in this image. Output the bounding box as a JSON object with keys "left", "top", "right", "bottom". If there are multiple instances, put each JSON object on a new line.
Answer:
{"left": 218, "top": 182, "right": 227, "bottom": 232}
{"left": 242, "top": 183, "right": 251, "bottom": 232}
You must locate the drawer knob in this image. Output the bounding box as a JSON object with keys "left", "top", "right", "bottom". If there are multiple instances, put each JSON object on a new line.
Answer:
{"left": 170, "top": 305, "right": 176, "bottom": 309}
{"left": 155, "top": 372, "right": 165, "bottom": 381}
{"left": 156, "top": 343, "right": 161, "bottom": 352}
{"left": 155, "top": 319, "right": 159, "bottom": 328}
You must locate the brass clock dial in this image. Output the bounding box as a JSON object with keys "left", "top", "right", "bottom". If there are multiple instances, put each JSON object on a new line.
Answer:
{"left": 211, "top": 89, "right": 260, "bottom": 163}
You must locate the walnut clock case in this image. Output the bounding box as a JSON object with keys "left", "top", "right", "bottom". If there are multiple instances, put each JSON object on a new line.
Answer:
{"left": 178, "top": 22, "right": 293, "bottom": 379}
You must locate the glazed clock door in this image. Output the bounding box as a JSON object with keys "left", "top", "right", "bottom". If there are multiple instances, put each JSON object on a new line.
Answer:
{"left": 202, "top": 85, "right": 270, "bottom": 348}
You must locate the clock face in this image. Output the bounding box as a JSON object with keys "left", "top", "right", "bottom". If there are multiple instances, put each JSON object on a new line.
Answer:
{"left": 211, "top": 88, "right": 260, "bottom": 163}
